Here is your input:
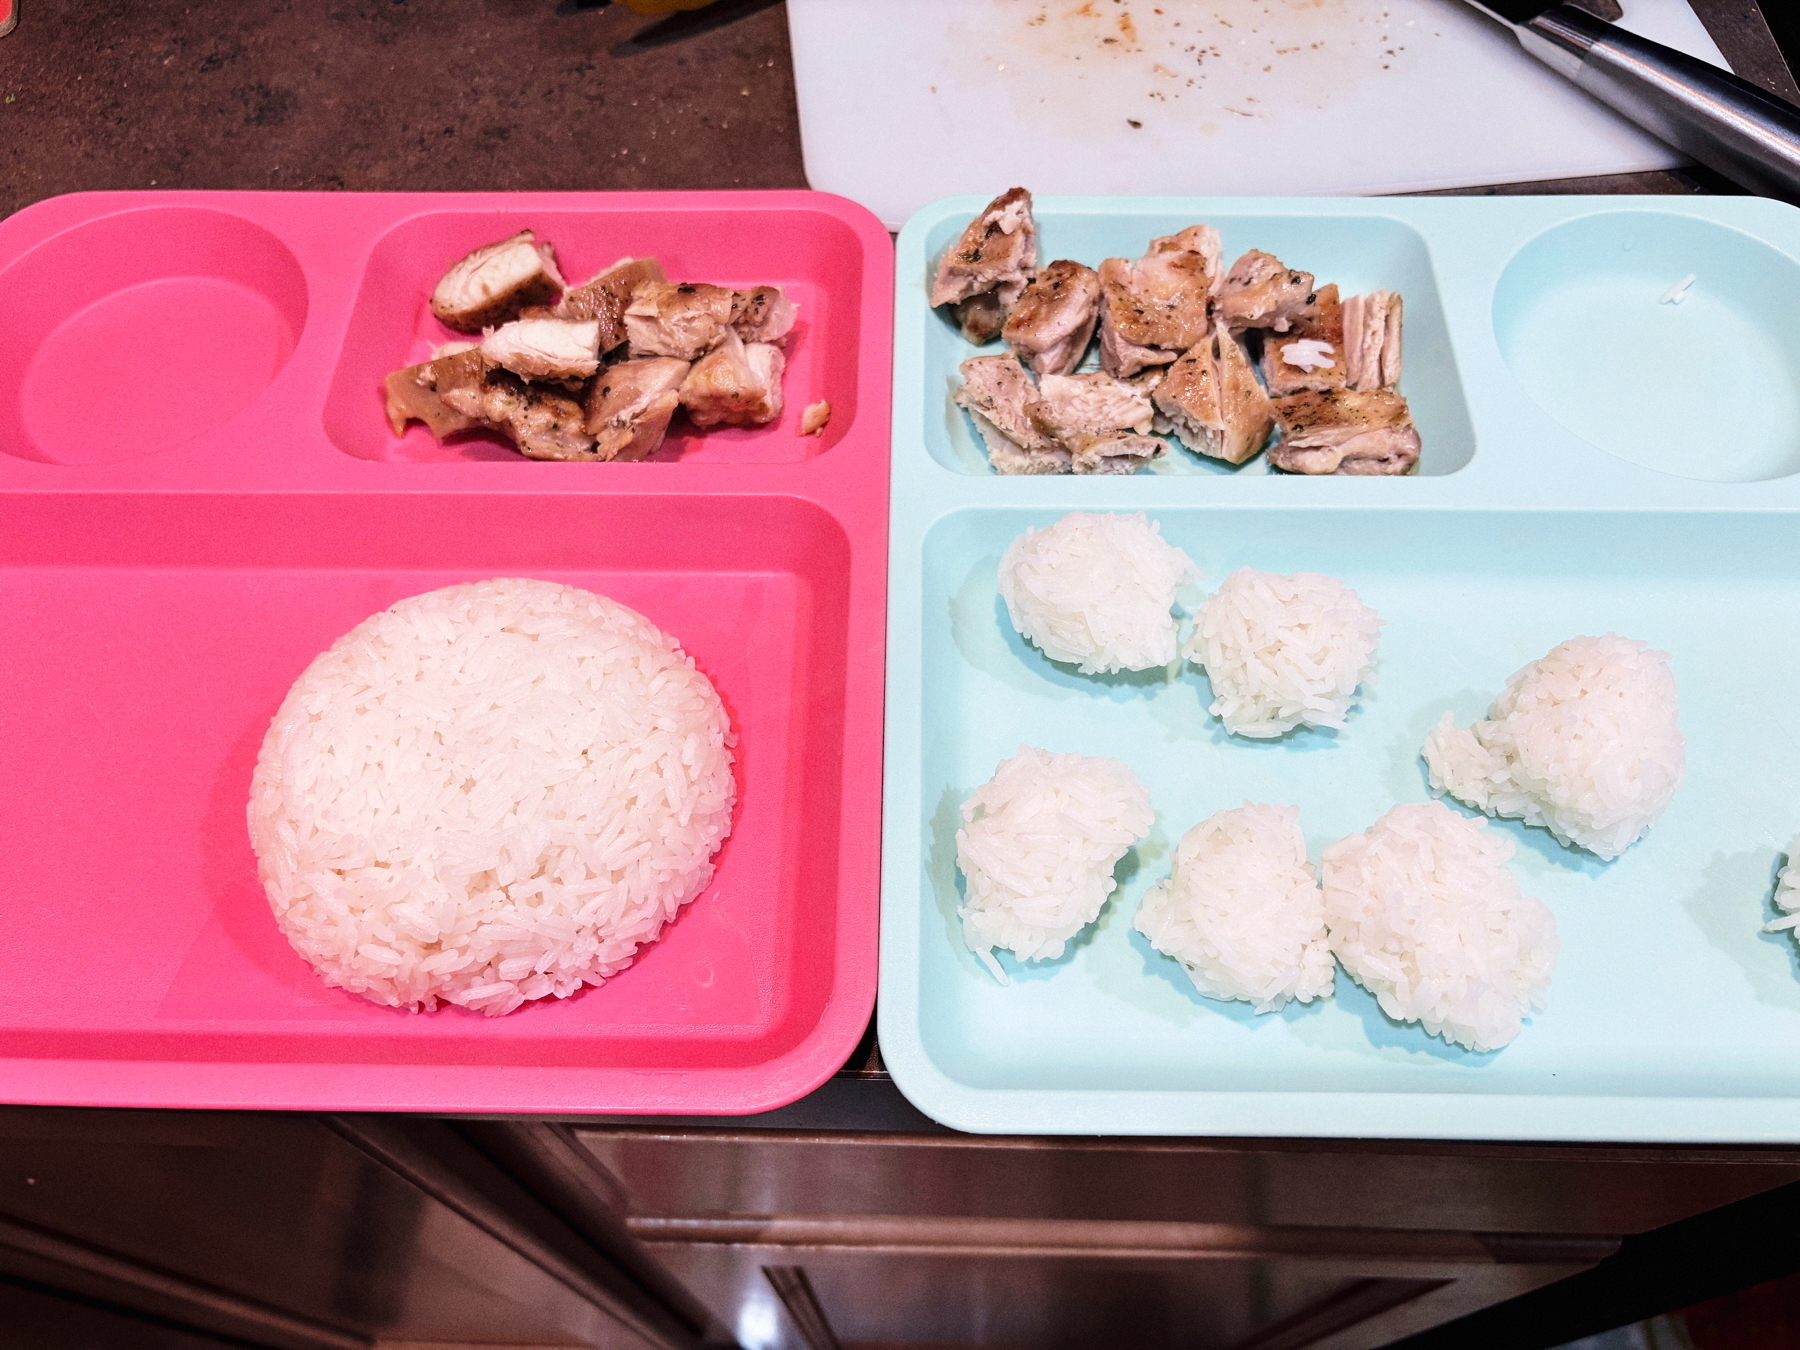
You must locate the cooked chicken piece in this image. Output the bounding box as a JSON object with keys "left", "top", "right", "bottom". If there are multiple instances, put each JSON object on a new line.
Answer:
{"left": 1136, "top": 225, "right": 1224, "bottom": 310}
{"left": 678, "top": 332, "right": 785, "bottom": 428}
{"left": 1129, "top": 367, "right": 1168, "bottom": 401}
{"left": 1095, "top": 225, "right": 1220, "bottom": 379}
{"left": 953, "top": 292, "right": 1009, "bottom": 346}
{"left": 1343, "top": 290, "right": 1404, "bottom": 391}
{"left": 732, "top": 286, "right": 798, "bottom": 345}
{"left": 1154, "top": 327, "right": 1274, "bottom": 466}
{"left": 953, "top": 354, "right": 1068, "bottom": 475}
{"left": 625, "top": 281, "right": 738, "bottom": 361}
{"left": 553, "top": 256, "right": 668, "bottom": 355}
{"left": 1002, "top": 260, "right": 1102, "bottom": 377}
{"left": 431, "top": 355, "right": 596, "bottom": 461}
{"left": 1024, "top": 371, "right": 1164, "bottom": 473}
{"left": 1072, "top": 434, "right": 1167, "bottom": 476}
{"left": 930, "top": 187, "right": 1038, "bottom": 344}
{"left": 1260, "top": 284, "right": 1346, "bottom": 397}
{"left": 431, "top": 230, "right": 565, "bottom": 334}
{"left": 1098, "top": 260, "right": 1176, "bottom": 379}
{"left": 1269, "top": 388, "right": 1420, "bottom": 476}
{"left": 581, "top": 357, "right": 689, "bottom": 462}
{"left": 384, "top": 357, "right": 481, "bottom": 439}
{"left": 801, "top": 400, "right": 832, "bottom": 436}
{"left": 478, "top": 318, "right": 601, "bottom": 382}
{"left": 1028, "top": 371, "right": 1156, "bottom": 444}
{"left": 1217, "top": 250, "right": 1317, "bottom": 335}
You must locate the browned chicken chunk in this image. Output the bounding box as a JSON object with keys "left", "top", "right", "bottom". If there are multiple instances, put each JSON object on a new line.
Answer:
{"left": 626, "top": 281, "right": 738, "bottom": 361}
{"left": 1002, "top": 260, "right": 1102, "bottom": 377}
{"left": 1094, "top": 224, "right": 1221, "bottom": 379}
{"left": 431, "top": 230, "right": 565, "bottom": 334}
{"left": 1154, "top": 327, "right": 1274, "bottom": 466}
{"left": 384, "top": 357, "right": 481, "bottom": 440}
{"left": 430, "top": 354, "right": 597, "bottom": 461}
{"left": 1260, "top": 283, "right": 1346, "bottom": 397}
{"left": 553, "top": 256, "right": 668, "bottom": 355}
{"left": 582, "top": 357, "right": 690, "bottom": 462}
{"left": 1343, "top": 290, "right": 1405, "bottom": 391}
{"left": 1217, "top": 250, "right": 1317, "bottom": 335}
{"left": 954, "top": 354, "right": 1068, "bottom": 476}
{"left": 679, "top": 332, "right": 786, "bottom": 428}
{"left": 1270, "top": 388, "right": 1420, "bottom": 476}
{"left": 1071, "top": 434, "right": 1167, "bottom": 476}
{"left": 731, "top": 286, "right": 798, "bottom": 345}
{"left": 930, "top": 187, "right": 1039, "bottom": 344}
{"left": 478, "top": 318, "right": 601, "bottom": 382}
{"left": 1028, "top": 371, "right": 1165, "bottom": 475}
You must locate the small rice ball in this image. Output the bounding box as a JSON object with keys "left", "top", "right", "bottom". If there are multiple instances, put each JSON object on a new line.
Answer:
{"left": 1185, "top": 568, "right": 1381, "bottom": 738}
{"left": 1423, "top": 633, "right": 1684, "bottom": 860}
{"left": 956, "top": 745, "right": 1154, "bottom": 974}
{"left": 1762, "top": 834, "right": 1800, "bottom": 940}
{"left": 1135, "top": 802, "right": 1334, "bottom": 1013}
{"left": 1322, "top": 802, "right": 1557, "bottom": 1053}
{"left": 998, "top": 511, "right": 1198, "bottom": 674}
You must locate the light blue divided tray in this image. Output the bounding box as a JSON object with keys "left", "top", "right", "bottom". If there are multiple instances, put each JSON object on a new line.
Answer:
{"left": 883, "top": 194, "right": 1800, "bottom": 1141}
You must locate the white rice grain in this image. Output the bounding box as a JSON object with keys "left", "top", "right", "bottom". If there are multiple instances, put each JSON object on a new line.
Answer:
{"left": 1136, "top": 802, "right": 1333, "bottom": 1013}
{"left": 1763, "top": 834, "right": 1800, "bottom": 938}
{"left": 1422, "top": 633, "right": 1684, "bottom": 860}
{"left": 998, "top": 512, "right": 1198, "bottom": 674}
{"left": 1323, "top": 802, "right": 1557, "bottom": 1053}
{"left": 248, "top": 578, "right": 737, "bottom": 1016}
{"left": 956, "top": 746, "right": 1153, "bottom": 976}
{"left": 1186, "top": 568, "right": 1382, "bottom": 738}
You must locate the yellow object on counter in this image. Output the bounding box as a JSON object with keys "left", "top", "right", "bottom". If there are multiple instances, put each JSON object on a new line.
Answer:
{"left": 618, "top": 0, "right": 719, "bottom": 14}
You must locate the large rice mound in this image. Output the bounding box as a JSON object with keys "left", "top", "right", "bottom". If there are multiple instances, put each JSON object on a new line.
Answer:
{"left": 1422, "top": 633, "right": 1683, "bottom": 860}
{"left": 956, "top": 745, "right": 1153, "bottom": 975}
{"left": 1135, "top": 802, "right": 1334, "bottom": 1013}
{"left": 997, "top": 511, "right": 1197, "bottom": 674}
{"left": 248, "top": 578, "right": 737, "bottom": 1016}
{"left": 1185, "top": 568, "right": 1382, "bottom": 738}
{"left": 1322, "top": 802, "right": 1557, "bottom": 1053}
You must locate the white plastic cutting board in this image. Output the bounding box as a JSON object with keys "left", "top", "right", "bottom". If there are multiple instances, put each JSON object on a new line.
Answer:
{"left": 786, "top": 0, "right": 1732, "bottom": 228}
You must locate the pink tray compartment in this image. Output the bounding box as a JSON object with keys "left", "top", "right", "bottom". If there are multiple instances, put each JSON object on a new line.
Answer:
{"left": 0, "top": 191, "right": 893, "bottom": 1115}
{"left": 326, "top": 207, "right": 865, "bottom": 465}
{"left": 0, "top": 207, "right": 309, "bottom": 467}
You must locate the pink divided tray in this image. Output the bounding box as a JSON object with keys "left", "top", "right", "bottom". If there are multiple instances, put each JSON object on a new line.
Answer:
{"left": 0, "top": 190, "right": 893, "bottom": 1114}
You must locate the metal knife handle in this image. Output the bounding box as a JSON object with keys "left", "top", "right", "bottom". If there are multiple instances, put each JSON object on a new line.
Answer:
{"left": 1518, "top": 5, "right": 1800, "bottom": 200}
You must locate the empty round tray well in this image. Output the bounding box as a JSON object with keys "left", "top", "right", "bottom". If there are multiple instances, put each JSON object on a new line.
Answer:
{"left": 1494, "top": 211, "right": 1800, "bottom": 483}
{"left": 0, "top": 208, "right": 308, "bottom": 465}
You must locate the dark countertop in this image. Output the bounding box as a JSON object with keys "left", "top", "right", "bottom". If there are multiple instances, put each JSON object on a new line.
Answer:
{"left": 0, "top": 0, "right": 806, "bottom": 217}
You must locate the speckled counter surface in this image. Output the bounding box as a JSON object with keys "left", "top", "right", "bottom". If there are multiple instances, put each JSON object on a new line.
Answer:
{"left": 0, "top": 0, "right": 806, "bottom": 217}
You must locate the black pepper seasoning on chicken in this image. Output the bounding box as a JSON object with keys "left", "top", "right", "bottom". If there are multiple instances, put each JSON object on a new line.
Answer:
{"left": 678, "top": 332, "right": 786, "bottom": 428}
{"left": 1002, "top": 260, "right": 1103, "bottom": 377}
{"left": 1260, "top": 283, "right": 1347, "bottom": 397}
{"left": 553, "top": 256, "right": 668, "bottom": 355}
{"left": 430, "top": 230, "right": 565, "bottom": 334}
{"left": 1216, "top": 250, "right": 1318, "bottom": 335}
{"left": 1096, "top": 225, "right": 1221, "bottom": 378}
{"left": 930, "top": 187, "right": 1039, "bottom": 345}
{"left": 582, "top": 357, "right": 690, "bottom": 461}
{"left": 954, "top": 354, "right": 1069, "bottom": 475}
{"left": 1269, "top": 387, "right": 1420, "bottom": 476}
{"left": 1155, "top": 326, "right": 1275, "bottom": 466}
